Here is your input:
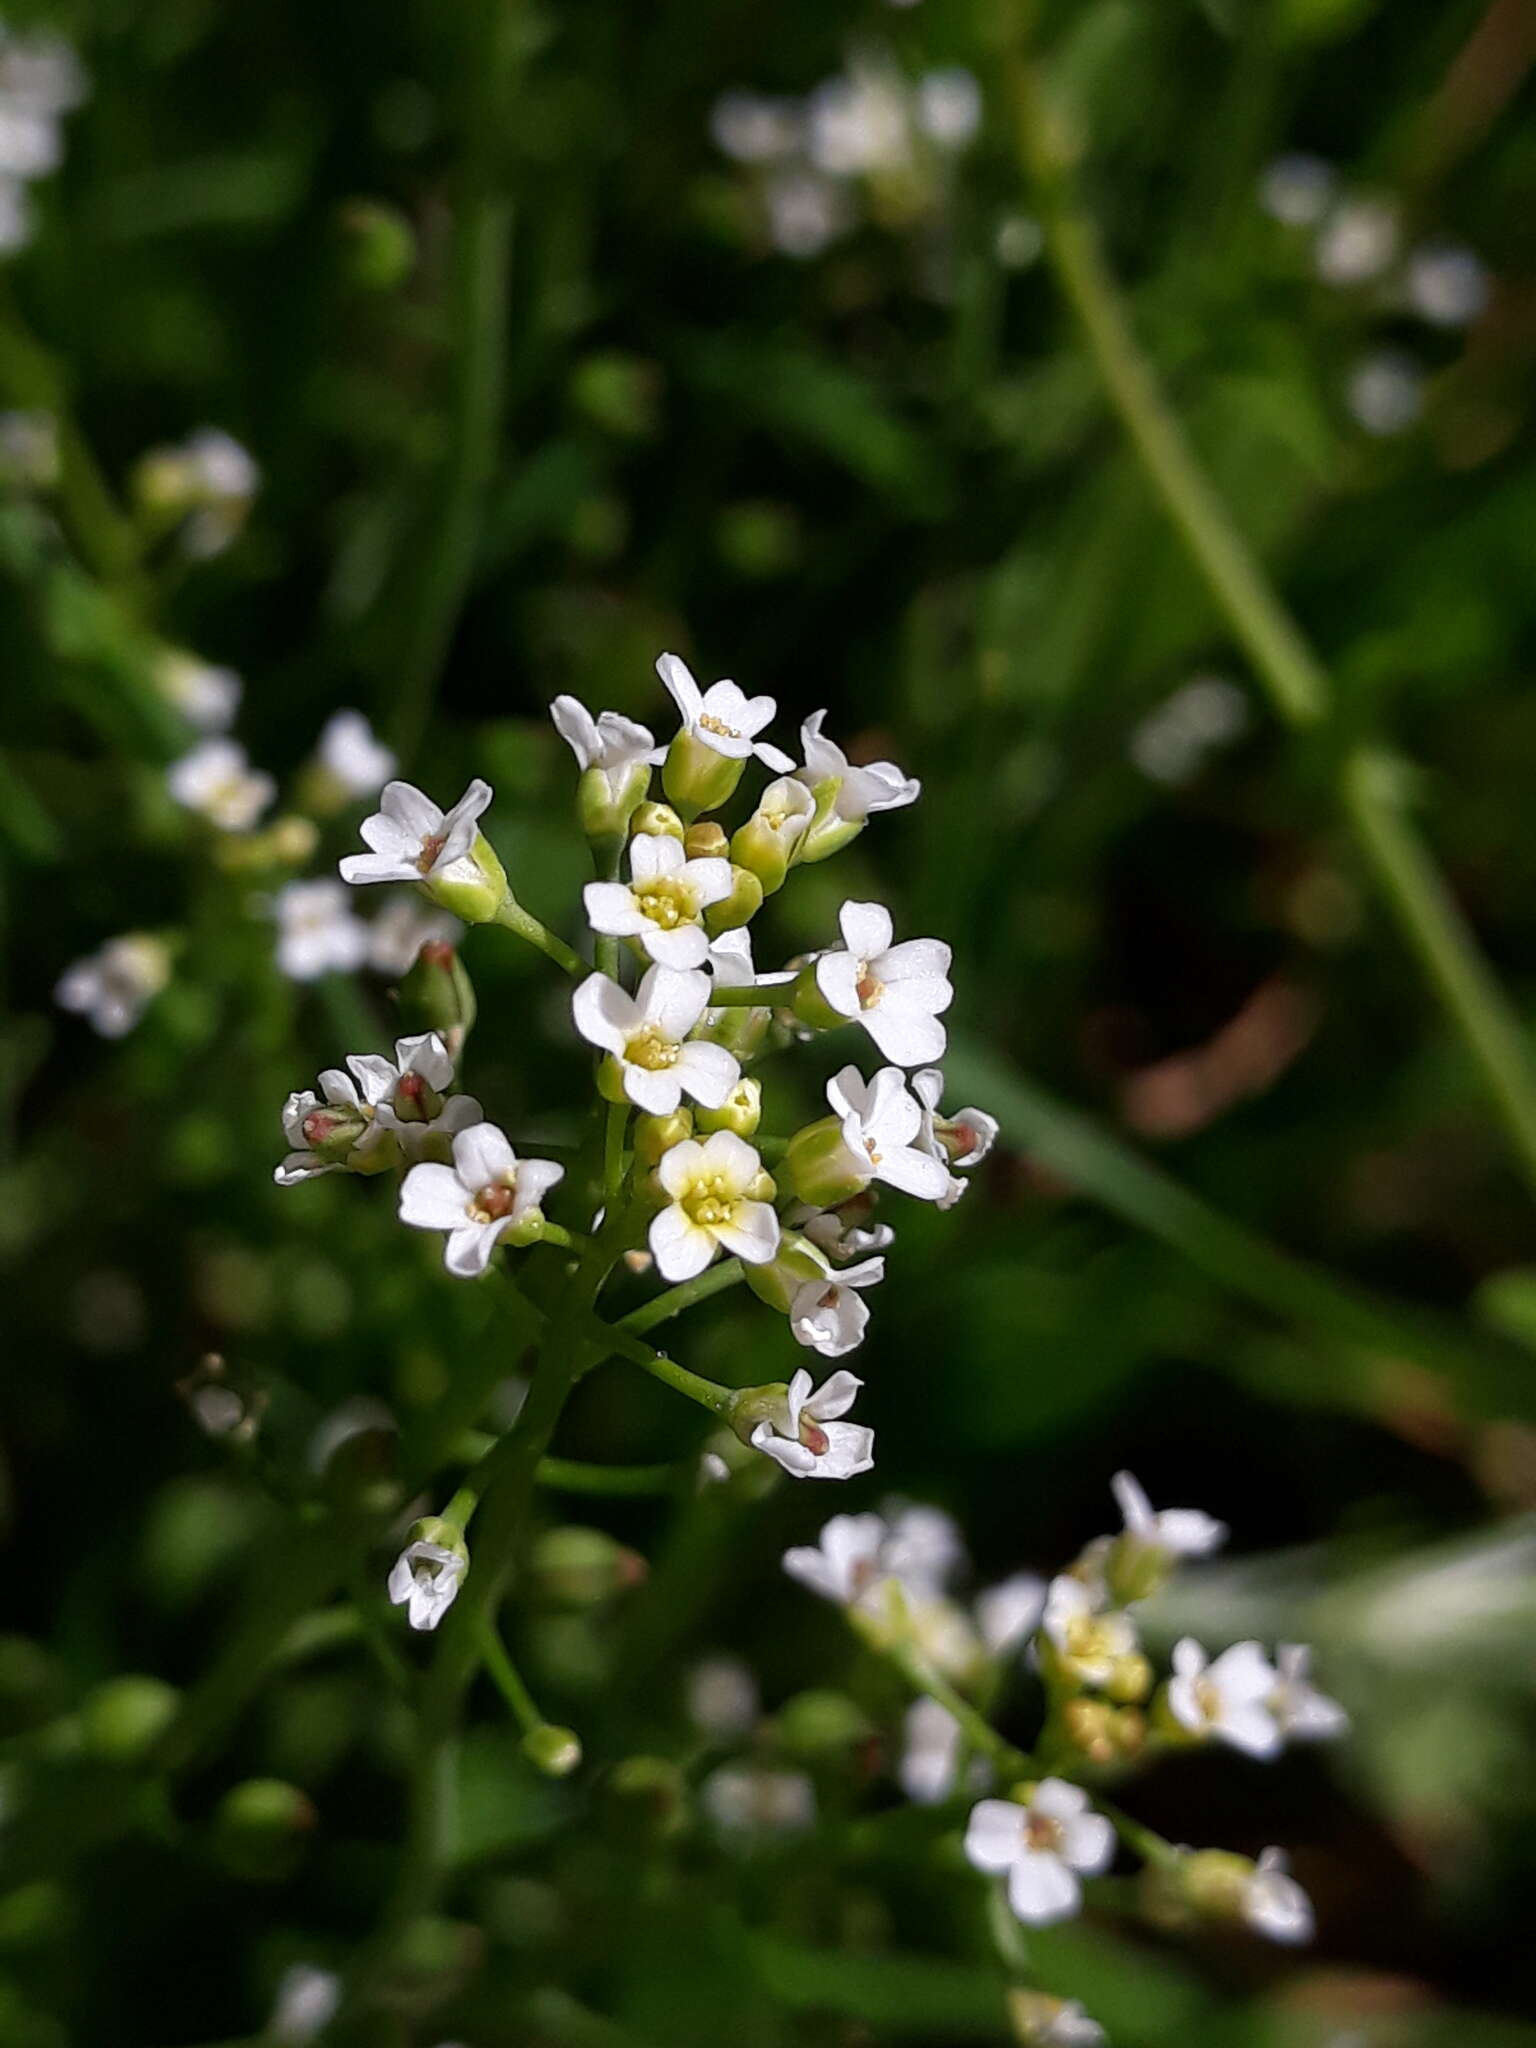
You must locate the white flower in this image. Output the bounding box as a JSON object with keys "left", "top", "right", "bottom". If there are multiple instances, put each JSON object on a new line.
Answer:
{"left": 1041, "top": 1575, "right": 1138, "bottom": 1689}
{"left": 1315, "top": 194, "right": 1399, "bottom": 286}
{"left": 178, "top": 428, "right": 259, "bottom": 558}
{"left": 367, "top": 895, "right": 462, "bottom": 976}
{"left": 687, "top": 1655, "right": 760, "bottom": 1738}
{"left": 399, "top": 1121, "right": 564, "bottom": 1277}
{"left": 275, "top": 1035, "right": 475, "bottom": 1184}
{"left": 1111, "top": 1470, "right": 1227, "bottom": 1560}
{"left": 318, "top": 709, "right": 396, "bottom": 798}
{"left": 1346, "top": 350, "right": 1423, "bottom": 437}
{"left": 584, "top": 832, "right": 732, "bottom": 969}
{"left": 883, "top": 1504, "right": 966, "bottom": 1598}
{"left": 1405, "top": 241, "right": 1487, "bottom": 328}
{"left": 0, "top": 407, "right": 57, "bottom": 486}
{"left": 54, "top": 933, "right": 170, "bottom": 1038}
{"left": 167, "top": 737, "right": 274, "bottom": 832}
{"left": 789, "top": 1255, "right": 884, "bottom": 1356}
{"left": 709, "top": 90, "right": 802, "bottom": 165}
{"left": 1167, "top": 1638, "right": 1281, "bottom": 1759}
{"left": 899, "top": 1697, "right": 975, "bottom": 1804}
{"left": 912, "top": 1067, "right": 998, "bottom": 1208}
{"left": 806, "top": 68, "right": 910, "bottom": 177}
{"left": 798, "top": 709, "right": 920, "bottom": 820}
{"left": 649, "top": 1130, "right": 779, "bottom": 1279}
{"left": 572, "top": 964, "right": 740, "bottom": 1114}
{"left": 1241, "top": 1847, "right": 1315, "bottom": 1944}
{"left": 1017, "top": 1997, "right": 1106, "bottom": 2047}
{"left": 815, "top": 901, "right": 952, "bottom": 1067}
{"left": 763, "top": 168, "right": 850, "bottom": 258}
{"left": 964, "top": 1781, "right": 1115, "bottom": 1925}
{"left": 795, "top": 1201, "right": 895, "bottom": 1263}
{"left": 1257, "top": 152, "right": 1335, "bottom": 228}
{"left": 156, "top": 649, "right": 241, "bottom": 732}
{"left": 550, "top": 694, "right": 661, "bottom": 796}
{"left": 826, "top": 1064, "right": 954, "bottom": 1200}
{"left": 340, "top": 777, "right": 494, "bottom": 888}
{"left": 750, "top": 1367, "right": 874, "bottom": 1480}
{"left": 915, "top": 69, "right": 981, "bottom": 149}
{"left": 702, "top": 1763, "right": 816, "bottom": 1839}
{"left": 275, "top": 1070, "right": 393, "bottom": 1184}
{"left": 1269, "top": 1643, "right": 1349, "bottom": 1741}
{"left": 274, "top": 878, "right": 370, "bottom": 981}
{"left": 976, "top": 1573, "right": 1046, "bottom": 1655}
{"left": 655, "top": 651, "right": 793, "bottom": 770}
{"left": 268, "top": 1964, "right": 340, "bottom": 2044}
{"left": 782, "top": 1510, "right": 892, "bottom": 1605}
{"left": 387, "top": 1540, "right": 465, "bottom": 1631}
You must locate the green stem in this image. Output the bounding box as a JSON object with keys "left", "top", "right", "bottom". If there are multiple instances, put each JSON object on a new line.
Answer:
{"left": 588, "top": 1314, "right": 734, "bottom": 1416}
{"left": 1010, "top": 44, "right": 1536, "bottom": 1200}
{"left": 604, "top": 1098, "right": 629, "bottom": 1200}
{"left": 619, "top": 1259, "right": 745, "bottom": 1336}
{"left": 877, "top": 1631, "right": 1031, "bottom": 1780}
{"left": 1092, "top": 1794, "right": 1182, "bottom": 1872}
{"left": 706, "top": 982, "right": 780, "bottom": 1007}
{"left": 494, "top": 894, "right": 586, "bottom": 977}
{"left": 535, "top": 1455, "right": 692, "bottom": 1496}
{"left": 477, "top": 1616, "right": 543, "bottom": 1736}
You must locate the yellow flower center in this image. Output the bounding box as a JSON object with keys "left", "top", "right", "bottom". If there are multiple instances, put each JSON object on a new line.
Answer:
{"left": 468, "top": 1174, "right": 516, "bottom": 1223}
{"left": 682, "top": 1172, "right": 738, "bottom": 1230}
{"left": 855, "top": 962, "right": 885, "bottom": 1009}
{"left": 698, "top": 711, "right": 741, "bottom": 739}
{"left": 862, "top": 1135, "right": 883, "bottom": 1168}
{"left": 416, "top": 832, "right": 446, "bottom": 875}
{"left": 634, "top": 879, "right": 694, "bottom": 929}
{"left": 1023, "top": 1811, "right": 1065, "bottom": 1854}
{"left": 626, "top": 1028, "right": 679, "bottom": 1071}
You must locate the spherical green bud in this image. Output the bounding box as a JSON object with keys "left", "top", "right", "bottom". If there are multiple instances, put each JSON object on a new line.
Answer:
{"left": 631, "top": 801, "right": 684, "bottom": 842}
{"left": 522, "top": 1723, "right": 584, "bottom": 1778}
{"left": 662, "top": 731, "right": 744, "bottom": 815}
{"left": 396, "top": 940, "right": 476, "bottom": 1058}
{"left": 528, "top": 1526, "right": 646, "bottom": 1608}
{"left": 213, "top": 1777, "right": 317, "bottom": 1882}
{"left": 80, "top": 1675, "right": 180, "bottom": 1763}
{"left": 683, "top": 820, "right": 729, "bottom": 860}
{"left": 785, "top": 1116, "right": 870, "bottom": 1209}
{"left": 694, "top": 1077, "right": 762, "bottom": 1139}
{"left": 704, "top": 865, "right": 763, "bottom": 937}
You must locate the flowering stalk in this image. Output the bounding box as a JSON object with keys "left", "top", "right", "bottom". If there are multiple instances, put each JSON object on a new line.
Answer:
{"left": 493, "top": 893, "right": 585, "bottom": 977}
{"left": 618, "top": 1259, "right": 747, "bottom": 1335}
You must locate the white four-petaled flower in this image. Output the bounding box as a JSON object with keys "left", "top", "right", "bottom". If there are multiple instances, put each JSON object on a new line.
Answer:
{"left": 550, "top": 694, "right": 662, "bottom": 795}
{"left": 826, "top": 1064, "right": 953, "bottom": 1200}
{"left": 387, "top": 1540, "right": 465, "bottom": 1631}
{"left": 398, "top": 1121, "right": 564, "bottom": 1276}
{"left": 815, "top": 901, "right": 952, "bottom": 1066}
{"left": 749, "top": 1367, "right": 874, "bottom": 1479}
{"left": 656, "top": 651, "right": 794, "bottom": 770}
{"left": 1241, "top": 1847, "right": 1315, "bottom": 1944}
{"left": 274, "top": 877, "right": 370, "bottom": 982}
{"left": 788, "top": 1255, "right": 884, "bottom": 1356}
{"left": 1041, "top": 1574, "right": 1138, "bottom": 1689}
{"left": 649, "top": 1130, "right": 779, "bottom": 1279}
{"left": 339, "top": 777, "right": 493, "bottom": 888}
{"left": 54, "top": 933, "right": 170, "bottom": 1038}
{"left": 781, "top": 1511, "right": 893, "bottom": 1606}
{"left": 167, "top": 737, "right": 274, "bottom": 832}
{"left": 1112, "top": 1470, "right": 1227, "bottom": 1559}
{"left": 317, "top": 709, "right": 396, "bottom": 798}
{"left": 572, "top": 965, "right": 740, "bottom": 1114}
{"left": 1270, "top": 1642, "right": 1349, "bottom": 1741}
{"left": 1167, "top": 1638, "right": 1281, "bottom": 1759}
{"left": 275, "top": 1033, "right": 479, "bottom": 1184}
{"left": 912, "top": 1067, "right": 998, "bottom": 1209}
{"left": 964, "top": 1781, "right": 1115, "bottom": 1925}
{"left": 584, "top": 833, "right": 733, "bottom": 969}
{"left": 156, "top": 649, "right": 242, "bottom": 732}
{"left": 798, "top": 709, "right": 920, "bottom": 819}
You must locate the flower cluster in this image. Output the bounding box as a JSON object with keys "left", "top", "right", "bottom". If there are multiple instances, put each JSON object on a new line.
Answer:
{"left": 0, "top": 24, "right": 86, "bottom": 258}
{"left": 710, "top": 48, "right": 981, "bottom": 260}
{"left": 782, "top": 1472, "right": 1349, "bottom": 2034}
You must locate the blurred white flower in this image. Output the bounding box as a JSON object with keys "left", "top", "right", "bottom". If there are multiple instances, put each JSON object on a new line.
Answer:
{"left": 915, "top": 69, "right": 981, "bottom": 150}
{"left": 750, "top": 1366, "right": 875, "bottom": 1480}
{"left": 882, "top": 1502, "right": 966, "bottom": 1599}
{"left": 815, "top": 901, "right": 952, "bottom": 1067}
{"left": 1406, "top": 241, "right": 1488, "bottom": 328}
{"left": 782, "top": 1510, "right": 893, "bottom": 1605}
{"left": 179, "top": 427, "right": 260, "bottom": 557}
{"left": 702, "top": 1762, "right": 816, "bottom": 1839}
{"left": 274, "top": 877, "right": 371, "bottom": 981}
{"left": 1314, "top": 194, "right": 1399, "bottom": 286}
{"left": 317, "top": 709, "right": 396, "bottom": 798}
{"left": 1345, "top": 350, "right": 1423, "bottom": 437}
{"left": 1167, "top": 1637, "right": 1281, "bottom": 1758}
{"left": 1241, "top": 1846, "right": 1314, "bottom": 1943}
{"left": 1041, "top": 1574, "right": 1138, "bottom": 1689}
{"left": 167, "top": 738, "right": 275, "bottom": 832}
{"left": 687, "top": 1655, "right": 760, "bottom": 1739}
{"left": 650, "top": 1130, "right": 779, "bottom": 1279}
{"left": 54, "top": 933, "right": 170, "bottom": 1038}
{"left": 0, "top": 104, "right": 61, "bottom": 178}
{"left": 340, "top": 776, "right": 493, "bottom": 887}
{"left": 399, "top": 1121, "right": 564, "bottom": 1276}
{"left": 0, "top": 34, "right": 89, "bottom": 118}
{"left": 964, "top": 1781, "right": 1115, "bottom": 1924}
{"left": 367, "top": 895, "right": 462, "bottom": 976}
{"left": 806, "top": 67, "right": 910, "bottom": 177}
{"left": 763, "top": 169, "right": 850, "bottom": 258}
{"left": 1112, "top": 1470, "right": 1227, "bottom": 1560}
{"left": 1270, "top": 1642, "right": 1349, "bottom": 1741}
{"left": 267, "top": 1965, "right": 341, "bottom": 2044}
{"left": 1258, "top": 152, "right": 1335, "bottom": 228}
{"left": 156, "top": 649, "right": 242, "bottom": 733}
{"left": 572, "top": 964, "right": 740, "bottom": 1114}
{"left": 1129, "top": 674, "right": 1248, "bottom": 786}
{"left": 995, "top": 213, "right": 1044, "bottom": 269}
{"left": 976, "top": 1572, "right": 1046, "bottom": 1655}
{"left": 789, "top": 1255, "right": 884, "bottom": 1357}
{"left": 899, "top": 1696, "right": 974, "bottom": 1803}
{"left": 388, "top": 1539, "right": 466, "bottom": 1631}
{"left": 709, "top": 90, "right": 802, "bottom": 164}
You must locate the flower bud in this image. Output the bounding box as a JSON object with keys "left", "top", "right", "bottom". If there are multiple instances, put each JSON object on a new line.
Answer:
{"left": 577, "top": 760, "right": 651, "bottom": 845}
{"left": 785, "top": 1116, "right": 870, "bottom": 1208}
{"left": 789, "top": 962, "right": 847, "bottom": 1034}
{"left": 683, "top": 820, "right": 729, "bottom": 860}
{"left": 522, "top": 1723, "right": 584, "bottom": 1778}
{"left": 663, "top": 730, "right": 745, "bottom": 815}
{"left": 694, "top": 1076, "right": 762, "bottom": 1139}
{"left": 630, "top": 800, "right": 685, "bottom": 842}
{"left": 212, "top": 1777, "right": 317, "bottom": 1882}
{"left": 527, "top": 1526, "right": 647, "bottom": 1608}
{"left": 213, "top": 815, "right": 320, "bottom": 873}
{"left": 704, "top": 864, "right": 764, "bottom": 936}
{"left": 425, "top": 831, "right": 509, "bottom": 924}
{"left": 298, "top": 1102, "right": 375, "bottom": 1166}
{"left": 1104, "top": 1532, "right": 1174, "bottom": 1606}
{"left": 729, "top": 777, "right": 814, "bottom": 894}
{"left": 396, "top": 939, "right": 476, "bottom": 1058}
{"left": 634, "top": 1106, "right": 693, "bottom": 1167}
{"left": 1105, "top": 1652, "right": 1153, "bottom": 1705}
{"left": 1059, "top": 1699, "right": 1119, "bottom": 1768}
{"left": 743, "top": 1230, "right": 827, "bottom": 1314}
{"left": 774, "top": 1688, "right": 874, "bottom": 1762}
{"left": 796, "top": 778, "right": 864, "bottom": 865}
{"left": 80, "top": 1675, "right": 180, "bottom": 1763}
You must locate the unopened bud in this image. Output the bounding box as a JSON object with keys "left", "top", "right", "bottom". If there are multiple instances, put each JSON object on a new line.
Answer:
{"left": 774, "top": 1688, "right": 873, "bottom": 1761}
{"left": 694, "top": 1076, "right": 762, "bottom": 1138}
{"left": 1105, "top": 1652, "right": 1153, "bottom": 1706}
{"left": 683, "top": 820, "right": 729, "bottom": 860}
{"left": 80, "top": 1675, "right": 180, "bottom": 1763}
{"left": 1059, "top": 1699, "right": 1121, "bottom": 1767}
{"left": 212, "top": 1777, "right": 316, "bottom": 1882}
{"left": 528, "top": 1526, "right": 647, "bottom": 1607}
{"left": 704, "top": 864, "right": 763, "bottom": 937}
{"left": 662, "top": 730, "right": 745, "bottom": 815}
{"left": 785, "top": 1116, "right": 870, "bottom": 1208}
{"left": 425, "top": 832, "right": 509, "bottom": 924}
{"left": 300, "top": 1104, "right": 374, "bottom": 1165}
{"left": 630, "top": 801, "right": 684, "bottom": 842}
{"left": 522, "top": 1723, "right": 583, "bottom": 1778}
{"left": 1104, "top": 1532, "right": 1172, "bottom": 1606}
{"left": 634, "top": 1107, "right": 692, "bottom": 1167}
{"left": 730, "top": 776, "right": 815, "bottom": 894}
{"left": 397, "top": 940, "right": 476, "bottom": 1058}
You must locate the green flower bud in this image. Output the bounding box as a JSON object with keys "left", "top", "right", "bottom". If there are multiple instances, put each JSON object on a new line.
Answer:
{"left": 1104, "top": 1532, "right": 1172, "bottom": 1606}
{"left": 528, "top": 1526, "right": 647, "bottom": 1608}
{"left": 663, "top": 731, "right": 744, "bottom": 815}
{"left": 634, "top": 1106, "right": 692, "bottom": 1167}
{"left": 212, "top": 1778, "right": 317, "bottom": 1882}
{"left": 80, "top": 1675, "right": 180, "bottom": 1763}
{"left": 789, "top": 962, "right": 846, "bottom": 1033}
{"left": 743, "top": 1230, "right": 827, "bottom": 1314}
{"left": 396, "top": 939, "right": 477, "bottom": 1059}
{"left": 630, "top": 801, "right": 685, "bottom": 842}
{"left": 683, "top": 820, "right": 730, "bottom": 860}
{"left": 785, "top": 1116, "right": 870, "bottom": 1208}
{"left": 730, "top": 777, "right": 815, "bottom": 895}
{"left": 425, "top": 831, "right": 508, "bottom": 924}
{"left": 336, "top": 197, "right": 416, "bottom": 290}
{"left": 797, "top": 809, "right": 864, "bottom": 865}
{"left": 522, "top": 1723, "right": 584, "bottom": 1778}
{"left": 774, "top": 1689, "right": 873, "bottom": 1761}
{"left": 704, "top": 864, "right": 764, "bottom": 936}
{"left": 1105, "top": 1652, "right": 1153, "bottom": 1706}
{"left": 694, "top": 1076, "right": 762, "bottom": 1139}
